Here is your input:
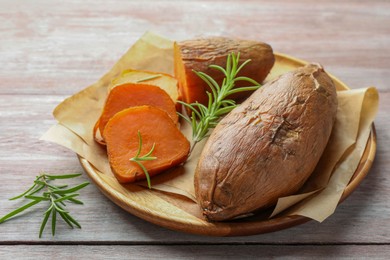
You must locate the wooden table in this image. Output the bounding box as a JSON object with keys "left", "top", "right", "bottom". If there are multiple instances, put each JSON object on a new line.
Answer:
{"left": 1, "top": 0, "right": 389, "bottom": 258}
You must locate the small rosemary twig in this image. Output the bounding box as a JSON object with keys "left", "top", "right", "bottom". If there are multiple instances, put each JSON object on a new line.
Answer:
{"left": 177, "top": 52, "right": 261, "bottom": 152}
{"left": 129, "top": 131, "right": 157, "bottom": 189}
{"left": 0, "top": 173, "right": 89, "bottom": 238}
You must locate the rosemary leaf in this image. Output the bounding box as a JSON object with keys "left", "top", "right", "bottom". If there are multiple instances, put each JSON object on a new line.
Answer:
{"left": 66, "top": 197, "right": 84, "bottom": 205}
{"left": 136, "top": 74, "right": 162, "bottom": 83}
{"left": 55, "top": 184, "right": 69, "bottom": 189}
{"left": 51, "top": 208, "right": 57, "bottom": 236}
{"left": 52, "top": 182, "right": 90, "bottom": 195}
{"left": 24, "top": 195, "right": 50, "bottom": 201}
{"left": 63, "top": 212, "right": 81, "bottom": 229}
{"left": 45, "top": 173, "right": 82, "bottom": 180}
{"left": 129, "top": 131, "right": 157, "bottom": 189}
{"left": 9, "top": 183, "right": 38, "bottom": 201}
{"left": 44, "top": 204, "right": 54, "bottom": 215}
{"left": 51, "top": 193, "right": 66, "bottom": 206}
{"left": 52, "top": 202, "right": 68, "bottom": 213}
{"left": 227, "top": 85, "right": 261, "bottom": 96}
{"left": 0, "top": 200, "right": 41, "bottom": 223}
{"left": 39, "top": 210, "right": 51, "bottom": 238}
{"left": 54, "top": 194, "right": 80, "bottom": 203}
{"left": 143, "top": 143, "right": 156, "bottom": 158}
{"left": 58, "top": 210, "right": 74, "bottom": 229}
{"left": 28, "top": 185, "right": 46, "bottom": 196}
{"left": 35, "top": 180, "right": 60, "bottom": 191}
{"left": 132, "top": 160, "right": 152, "bottom": 190}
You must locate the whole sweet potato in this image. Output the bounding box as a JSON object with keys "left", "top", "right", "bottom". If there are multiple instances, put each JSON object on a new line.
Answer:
{"left": 194, "top": 63, "right": 338, "bottom": 221}
{"left": 174, "top": 37, "right": 275, "bottom": 106}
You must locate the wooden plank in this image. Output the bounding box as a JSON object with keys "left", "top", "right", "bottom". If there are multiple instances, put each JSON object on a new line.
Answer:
{"left": 0, "top": 0, "right": 388, "bottom": 95}
{"left": 0, "top": 245, "right": 390, "bottom": 259}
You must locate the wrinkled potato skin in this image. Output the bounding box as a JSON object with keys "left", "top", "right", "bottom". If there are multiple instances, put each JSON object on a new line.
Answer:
{"left": 174, "top": 37, "right": 275, "bottom": 106}
{"left": 194, "top": 64, "right": 338, "bottom": 221}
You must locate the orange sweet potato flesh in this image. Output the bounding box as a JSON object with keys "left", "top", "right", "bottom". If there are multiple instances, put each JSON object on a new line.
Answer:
{"left": 94, "top": 83, "right": 178, "bottom": 144}
{"left": 174, "top": 37, "right": 275, "bottom": 106}
{"left": 103, "top": 106, "right": 190, "bottom": 183}
{"left": 109, "top": 69, "right": 180, "bottom": 105}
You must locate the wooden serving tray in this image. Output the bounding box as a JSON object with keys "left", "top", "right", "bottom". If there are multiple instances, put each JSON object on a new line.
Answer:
{"left": 79, "top": 53, "right": 377, "bottom": 236}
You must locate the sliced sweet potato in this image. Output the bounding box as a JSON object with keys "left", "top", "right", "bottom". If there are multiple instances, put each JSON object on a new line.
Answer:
{"left": 110, "top": 69, "right": 179, "bottom": 104}
{"left": 103, "top": 106, "right": 190, "bottom": 183}
{"left": 94, "top": 83, "right": 178, "bottom": 144}
{"left": 174, "top": 37, "right": 275, "bottom": 106}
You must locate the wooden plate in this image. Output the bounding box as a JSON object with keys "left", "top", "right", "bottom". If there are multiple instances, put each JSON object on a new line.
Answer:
{"left": 79, "top": 53, "right": 377, "bottom": 236}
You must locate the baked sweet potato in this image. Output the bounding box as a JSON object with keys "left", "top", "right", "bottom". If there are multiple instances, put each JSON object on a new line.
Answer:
{"left": 94, "top": 83, "right": 178, "bottom": 145}
{"left": 194, "top": 63, "right": 338, "bottom": 221}
{"left": 174, "top": 37, "right": 275, "bottom": 106}
{"left": 103, "top": 105, "right": 190, "bottom": 184}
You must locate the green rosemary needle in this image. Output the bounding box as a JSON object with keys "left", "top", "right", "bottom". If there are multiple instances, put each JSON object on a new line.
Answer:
{"left": 0, "top": 173, "right": 89, "bottom": 238}
{"left": 177, "top": 52, "right": 261, "bottom": 152}
{"left": 129, "top": 131, "right": 157, "bottom": 189}
{"left": 135, "top": 74, "right": 162, "bottom": 83}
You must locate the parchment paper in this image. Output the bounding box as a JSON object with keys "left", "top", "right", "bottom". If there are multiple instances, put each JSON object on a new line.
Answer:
{"left": 41, "top": 32, "right": 379, "bottom": 222}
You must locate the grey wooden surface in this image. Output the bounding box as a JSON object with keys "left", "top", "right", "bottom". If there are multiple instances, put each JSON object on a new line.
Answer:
{"left": 0, "top": 0, "right": 389, "bottom": 258}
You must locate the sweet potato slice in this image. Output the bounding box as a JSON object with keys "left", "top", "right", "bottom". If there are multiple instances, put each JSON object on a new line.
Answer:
{"left": 174, "top": 37, "right": 275, "bottom": 106}
{"left": 94, "top": 83, "right": 179, "bottom": 144}
{"left": 103, "top": 106, "right": 190, "bottom": 184}
{"left": 110, "top": 69, "right": 179, "bottom": 103}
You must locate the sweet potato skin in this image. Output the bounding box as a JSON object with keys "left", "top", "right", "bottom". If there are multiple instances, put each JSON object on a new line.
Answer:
{"left": 194, "top": 63, "right": 338, "bottom": 221}
{"left": 174, "top": 37, "right": 275, "bottom": 106}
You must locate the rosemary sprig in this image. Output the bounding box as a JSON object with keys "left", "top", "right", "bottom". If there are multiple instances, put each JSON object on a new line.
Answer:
{"left": 0, "top": 173, "right": 89, "bottom": 238}
{"left": 129, "top": 131, "right": 157, "bottom": 189}
{"left": 178, "top": 52, "right": 261, "bottom": 152}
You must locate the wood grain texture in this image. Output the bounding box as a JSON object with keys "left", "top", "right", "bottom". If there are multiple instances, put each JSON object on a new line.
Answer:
{"left": 0, "top": 0, "right": 389, "bottom": 257}
{"left": 0, "top": 0, "right": 389, "bottom": 95}
{"left": 1, "top": 245, "right": 390, "bottom": 259}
